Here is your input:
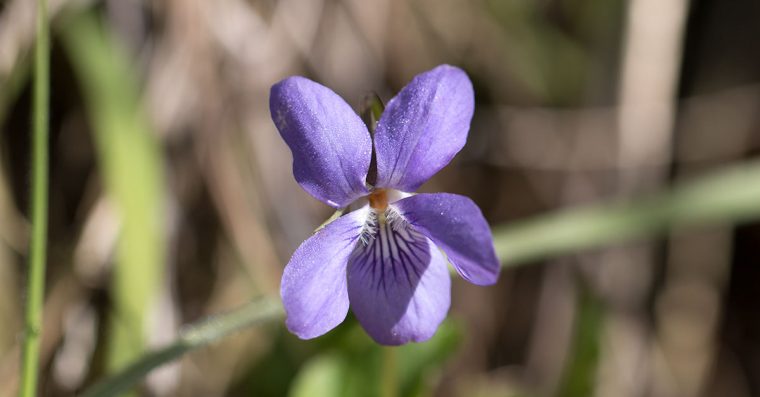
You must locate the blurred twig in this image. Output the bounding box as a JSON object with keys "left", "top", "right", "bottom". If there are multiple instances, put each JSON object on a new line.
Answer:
{"left": 493, "top": 161, "right": 760, "bottom": 265}
{"left": 80, "top": 297, "right": 283, "bottom": 397}
{"left": 484, "top": 84, "right": 760, "bottom": 173}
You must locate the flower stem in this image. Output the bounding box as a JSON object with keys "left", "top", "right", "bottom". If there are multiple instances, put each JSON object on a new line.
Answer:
{"left": 80, "top": 297, "right": 283, "bottom": 397}
{"left": 381, "top": 347, "right": 398, "bottom": 397}
{"left": 19, "top": 0, "right": 50, "bottom": 394}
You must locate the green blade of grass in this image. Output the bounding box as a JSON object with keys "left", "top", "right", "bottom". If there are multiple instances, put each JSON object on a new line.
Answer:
{"left": 556, "top": 285, "right": 604, "bottom": 397}
{"left": 60, "top": 11, "right": 166, "bottom": 380}
{"left": 80, "top": 297, "right": 283, "bottom": 397}
{"left": 493, "top": 161, "right": 760, "bottom": 266}
{"left": 19, "top": 0, "right": 50, "bottom": 395}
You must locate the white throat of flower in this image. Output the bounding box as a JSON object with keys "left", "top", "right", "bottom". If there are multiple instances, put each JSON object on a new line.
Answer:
{"left": 355, "top": 188, "right": 413, "bottom": 246}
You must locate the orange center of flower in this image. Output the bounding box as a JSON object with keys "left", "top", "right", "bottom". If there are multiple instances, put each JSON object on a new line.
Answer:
{"left": 368, "top": 189, "right": 388, "bottom": 211}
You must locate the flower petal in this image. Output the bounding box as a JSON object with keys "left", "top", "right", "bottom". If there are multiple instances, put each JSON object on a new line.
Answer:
{"left": 270, "top": 76, "right": 372, "bottom": 207}
{"left": 373, "top": 65, "right": 474, "bottom": 191}
{"left": 347, "top": 220, "right": 451, "bottom": 345}
{"left": 281, "top": 208, "right": 368, "bottom": 339}
{"left": 393, "top": 193, "right": 500, "bottom": 285}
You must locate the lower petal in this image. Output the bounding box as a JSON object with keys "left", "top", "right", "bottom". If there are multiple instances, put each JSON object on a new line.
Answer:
{"left": 347, "top": 220, "right": 451, "bottom": 345}
{"left": 281, "top": 208, "right": 367, "bottom": 339}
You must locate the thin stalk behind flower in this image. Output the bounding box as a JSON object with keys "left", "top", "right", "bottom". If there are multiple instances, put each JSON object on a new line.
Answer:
{"left": 362, "top": 92, "right": 384, "bottom": 186}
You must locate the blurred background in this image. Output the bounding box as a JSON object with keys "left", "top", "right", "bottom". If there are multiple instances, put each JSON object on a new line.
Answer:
{"left": 1, "top": 0, "right": 760, "bottom": 396}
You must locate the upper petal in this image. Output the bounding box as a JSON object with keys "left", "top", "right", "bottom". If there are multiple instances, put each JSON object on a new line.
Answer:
{"left": 347, "top": 219, "right": 451, "bottom": 345}
{"left": 393, "top": 193, "right": 500, "bottom": 285}
{"left": 373, "top": 65, "right": 474, "bottom": 191}
{"left": 281, "top": 208, "right": 368, "bottom": 339}
{"left": 270, "top": 76, "right": 372, "bottom": 207}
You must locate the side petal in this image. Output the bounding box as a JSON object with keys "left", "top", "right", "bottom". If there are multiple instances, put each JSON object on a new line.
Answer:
{"left": 281, "top": 208, "right": 368, "bottom": 339}
{"left": 393, "top": 193, "right": 500, "bottom": 285}
{"left": 347, "top": 221, "right": 451, "bottom": 345}
{"left": 270, "top": 76, "right": 372, "bottom": 207}
{"left": 373, "top": 65, "right": 474, "bottom": 191}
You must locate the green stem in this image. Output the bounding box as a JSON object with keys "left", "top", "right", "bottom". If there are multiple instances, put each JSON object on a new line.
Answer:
{"left": 19, "top": 0, "right": 49, "bottom": 395}
{"left": 81, "top": 297, "right": 283, "bottom": 397}
{"left": 381, "top": 347, "right": 398, "bottom": 397}
{"left": 315, "top": 208, "right": 346, "bottom": 231}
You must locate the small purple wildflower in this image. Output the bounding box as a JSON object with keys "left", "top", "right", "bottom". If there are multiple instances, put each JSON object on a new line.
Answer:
{"left": 270, "top": 65, "right": 500, "bottom": 345}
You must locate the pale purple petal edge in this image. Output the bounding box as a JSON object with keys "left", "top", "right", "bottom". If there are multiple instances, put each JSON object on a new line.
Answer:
{"left": 393, "top": 193, "right": 500, "bottom": 285}
{"left": 281, "top": 209, "right": 367, "bottom": 339}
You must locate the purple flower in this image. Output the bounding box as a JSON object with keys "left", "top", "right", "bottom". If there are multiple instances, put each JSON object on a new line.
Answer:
{"left": 270, "top": 65, "right": 500, "bottom": 345}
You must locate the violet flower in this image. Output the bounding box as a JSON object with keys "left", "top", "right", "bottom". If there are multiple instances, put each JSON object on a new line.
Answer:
{"left": 270, "top": 65, "right": 500, "bottom": 345}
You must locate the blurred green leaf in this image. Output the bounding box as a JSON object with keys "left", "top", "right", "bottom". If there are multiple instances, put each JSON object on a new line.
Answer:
{"left": 556, "top": 286, "right": 604, "bottom": 397}
{"left": 289, "top": 355, "right": 345, "bottom": 397}
{"left": 485, "top": 0, "right": 589, "bottom": 103}
{"left": 60, "top": 10, "right": 166, "bottom": 378}
{"left": 286, "top": 319, "right": 461, "bottom": 397}
{"left": 494, "top": 161, "right": 760, "bottom": 266}
{"left": 397, "top": 320, "right": 461, "bottom": 397}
